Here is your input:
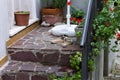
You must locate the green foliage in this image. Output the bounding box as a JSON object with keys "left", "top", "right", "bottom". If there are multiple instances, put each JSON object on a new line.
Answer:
{"left": 49, "top": 51, "right": 82, "bottom": 80}
{"left": 50, "top": 72, "right": 81, "bottom": 80}
{"left": 70, "top": 6, "right": 85, "bottom": 27}
{"left": 71, "top": 6, "right": 84, "bottom": 18}
{"left": 15, "top": 11, "right": 30, "bottom": 14}
{"left": 53, "top": 0, "right": 67, "bottom": 8}
{"left": 44, "top": 0, "right": 50, "bottom": 7}
{"left": 88, "top": 59, "right": 95, "bottom": 72}
{"left": 70, "top": 51, "right": 82, "bottom": 71}
{"left": 75, "top": 30, "right": 82, "bottom": 37}
{"left": 43, "top": 0, "right": 67, "bottom": 8}
{"left": 91, "top": 0, "right": 120, "bottom": 56}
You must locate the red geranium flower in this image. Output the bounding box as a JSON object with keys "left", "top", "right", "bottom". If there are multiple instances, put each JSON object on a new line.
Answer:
{"left": 76, "top": 18, "right": 82, "bottom": 24}
{"left": 67, "top": 1, "right": 72, "bottom": 5}
{"left": 70, "top": 17, "right": 76, "bottom": 21}
{"left": 105, "top": 22, "right": 111, "bottom": 26}
{"left": 104, "top": 0, "right": 108, "bottom": 3}
{"left": 110, "top": 8, "right": 113, "bottom": 12}
{"left": 116, "top": 32, "right": 120, "bottom": 40}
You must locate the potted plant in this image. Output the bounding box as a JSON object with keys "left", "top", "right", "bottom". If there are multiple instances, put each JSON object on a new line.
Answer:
{"left": 41, "top": 0, "right": 67, "bottom": 25}
{"left": 41, "top": 0, "right": 67, "bottom": 15}
{"left": 70, "top": 6, "right": 85, "bottom": 28}
{"left": 14, "top": 11, "right": 30, "bottom": 26}
{"left": 91, "top": 0, "right": 120, "bottom": 61}
{"left": 70, "top": 6, "right": 84, "bottom": 43}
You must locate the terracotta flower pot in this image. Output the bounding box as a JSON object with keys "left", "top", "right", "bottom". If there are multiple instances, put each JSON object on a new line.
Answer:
{"left": 42, "top": 15, "right": 63, "bottom": 25}
{"left": 41, "top": 8, "right": 62, "bottom": 15}
{"left": 41, "top": 8, "right": 63, "bottom": 25}
{"left": 14, "top": 11, "right": 30, "bottom": 26}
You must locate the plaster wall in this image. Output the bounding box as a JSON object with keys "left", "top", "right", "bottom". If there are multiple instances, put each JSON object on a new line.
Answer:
{"left": 71, "top": 0, "right": 88, "bottom": 12}
{"left": 0, "top": 0, "right": 9, "bottom": 59}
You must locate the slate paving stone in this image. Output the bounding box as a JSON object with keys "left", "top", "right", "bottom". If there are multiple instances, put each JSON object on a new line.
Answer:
{"left": 2, "top": 74, "right": 15, "bottom": 80}
{"left": 11, "top": 51, "right": 38, "bottom": 62}
{"left": 31, "top": 75, "right": 48, "bottom": 80}
{"left": 20, "top": 62, "right": 36, "bottom": 72}
{"left": 36, "top": 52, "right": 43, "bottom": 62}
{"left": 1, "top": 61, "right": 67, "bottom": 80}
{"left": 59, "top": 54, "right": 70, "bottom": 66}
{"left": 3, "top": 65, "right": 19, "bottom": 71}
{"left": 16, "top": 73, "right": 29, "bottom": 80}
{"left": 9, "top": 26, "right": 81, "bottom": 51}
{"left": 43, "top": 53, "right": 59, "bottom": 65}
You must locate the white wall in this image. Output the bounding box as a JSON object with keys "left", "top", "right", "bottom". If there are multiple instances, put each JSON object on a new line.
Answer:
{"left": 0, "top": 0, "right": 41, "bottom": 60}
{"left": 36, "top": 0, "right": 42, "bottom": 18}
{"left": 40, "top": 0, "right": 88, "bottom": 17}
{"left": 72, "top": 0, "right": 88, "bottom": 12}
{"left": 0, "top": 0, "right": 9, "bottom": 59}
{"left": 108, "top": 39, "right": 118, "bottom": 74}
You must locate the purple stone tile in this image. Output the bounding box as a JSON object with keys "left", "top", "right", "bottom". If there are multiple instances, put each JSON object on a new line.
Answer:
{"left": 22, "top": 34, "right": 34, "bottom": 39}
{"left": 24, "top": 44, "right": 45, "bottom": 50}
{"left": 35, "top": 66, "right": 49, "bottom": 72}
{"left": 62, "top": 44, "right": 81, "bottom": 51}
{"left": 38, "top": 27, "right": 49, "bottom": 32}
{"left": 14, "top": 40, "right": 26, "bottom": 45}
{"left": 32, "top": 75, "right": 48, "bottom": 80}
{"left": 43, "top": 53, "right": 59, "bottom": 65}
{"left": 24, "top": 42, "right": 35, "bottom": 46}
{"left": 16, "top": 72, "right": 29, "bottom": 80}
{"left": 30, "top": 31, "right": 38, "bottom": 35}
{"left": 58, "top": 66, "right": 73, "bottom": 73}
{"left": 59, "top": 54, "right": 71, "bottom": 66}
{"left": 20, "top": 63, "right": 35, "bottom": 72}
{"left": 4, "top": 65, "right": 19, "bottom": 71}
{"left": 2, "top": 74, "right": 15, "bottom": 80}
{"left": 11, "top": 45, "right": 20, "bottom": 48}
{"left": 36, "top": 52, "right": 43, "bottom": 62}
{"left": 27, "top": 39, "right": 35, "bottom": 42}
{"left": 48, "top": 66, "right": 60, "bottom": 73}
{"left": 8, "top": 61, "right": 18, "bottom": 65}
{"left": 11, "top": 51, "right": 38, "bottom": 62}
{"left": 45, "top": 42, "right": 61, "bottom": 50}
{"left": 8, "top": 50, "right": 14, "bottom": 54}
{"left": 36, "top": 65, "right": 60, "bottom": 73}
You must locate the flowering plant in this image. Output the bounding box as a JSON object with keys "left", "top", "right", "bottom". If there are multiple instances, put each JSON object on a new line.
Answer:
{"left": 91, "top": 0, "right": 120, "bottom": 55}
{"left": 70, "top": 6, "right": 85, "bottom": 27}
{"left": 70, "top": 17, "right": 83, "bottom": 26}
{"left": 116, "top": 32, "right": 120, "bottom": 40}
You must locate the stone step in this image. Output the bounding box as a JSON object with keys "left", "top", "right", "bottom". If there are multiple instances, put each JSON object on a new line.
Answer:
{"left": 8, "top": 27, "right": 82, "bottom": 66}
{"left": 1, "top": 61, "right": 73, "bottom": 80}
{"left": 5, "top": 26, "right": 81, "bottom": 80}
{"left": 8, "top": 49, "right": 76, "bottom": 66}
